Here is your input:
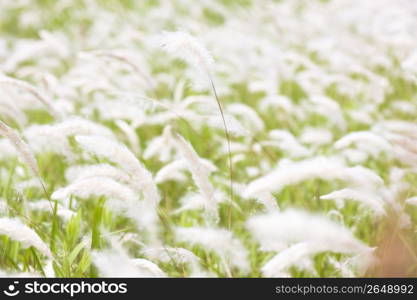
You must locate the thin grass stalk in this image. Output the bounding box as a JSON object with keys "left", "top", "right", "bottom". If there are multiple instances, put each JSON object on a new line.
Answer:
{"left": 207, "top": 74, "right": 234, "bottom": 228}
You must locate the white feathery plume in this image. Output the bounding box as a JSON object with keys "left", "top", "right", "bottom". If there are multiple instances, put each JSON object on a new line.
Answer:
{"left": 159, "top": 31, "right": 235, "bottom": 209}
{"left": 142, "top": 246, "right": 200, "bottom": 266}
{"left": 207, "top": 113, "right": 249, "bottom": 137}
{"left": 142, "top": 246, "right": 207, "bottom": 277}
{"left": 157, "top": 31, "right": 214, "bottom": 85}
{"left": 340, "top": 148, "right": 369, "bottom": 164}
{"left": 115, "top": 120, "right": 141, "bottom": 155}
{"left": 308, "top": 95, "right": 346, "bottom": 130}
{"left": 261, "top": 243, "right": 316, "bottom": 277}
{"left": 52, "top": 177, "right": 136, "bottom": 204}
{"left": 189, "top": 269, "right": 217, "bottom": 278}
{"left": 391, "top": 144, "right": 417, "bottom": 167}
{"left": 73, "top": 136, "right": 161, "bottom": 243}
{"left": 180, "top": 95, "right": 218, "bottom": 112}
{"left": 130, "top": 259, "right": 167, "bottom": 277}
{"left": 81, "top": 50, "right": 155, "bottom": 91}
{"left": 0, "top": 76, "right": 61, "bottom": 119}
{"left": 175, "top": 226, "right": 250, "bottom": 275}
{"left": 246, "top": 209, "right": 372, "bottom": 258}
{"left": 264, "top": 130, "right": 311, "bottom": 157}
{"left": 173, "top": 78, "right": 186, "bottom": 103}
{"left": 259, "top": 95, "right": 295, "bottom": 113}
{"left": 0, "top": 120, "right": 43, "bottom": 181}
{"left": 143, "top": 125, "right": 175, "bottom": 162}
{"left": 0, "top": 99, "right": 27, "bottom": 127}
{"left": 53, "top": 176, "right": 158, "bottom": 233}
{"left": 173, "top": 190, "right": 225, "bottom": 215}
{"left": 320, "top": 188, "right": 386, "bottom": 216}
{"left": 384, "top": 132, "right": 417, "bottom": 156}
{"left": 0, "top": 138, "right": 17, "bottom": 160}
{"left": 23, "top": 125, "right": 73, "bottom": 160}
{"left": 244, "top": 157, "right": 383, "bottom": 198}
{"left": 335, "top": 131, "right": 389, "bottom": 149}
{"left": 24, "top": 117, "right": 115, "bottom": 159}
{"left": 75, "top": 135, "right": 160, "bottom": 206}
{"left": 173, "top": 192, "right": 208, "bottom": 214}
{"left": 43, "top": 259, "right": 56, "bottom": 278}
{"left": 406, "top": 196, "right": 417, "bottom": 206}
{"left": 254, "top": 192, "right": 279, "bottom": 212}
{"left": 93, "top": 235, "right": 165, "bottom": 277}
{"left": 65, "top": 164, "right": 133, "bottom": 187}
{"left": 348, "top": 109, "right": 374, "bottom": 126}
{"left": 0, "top": 218, "right": 52, "bottom": 258}
{"left": 155, "top": 158, "right": 217, "bottom": 184}
{"left": 15, "top": 178, "right": 42, "bottom": 192}
{"left": 227, "top": 103, "right": 265, "bottom": 133}
{"left": 174, "top": 133, "right": 218, "bottom": 222}
{"left": 300, "top": 127, "right": 333, "bottom": 146}
{"left": 26, "top": 117, "right": 115, "bottom": 139}
{"left": 335, "top": 131, "right": 392, "bottom": 157}
{"left": 155, "top": 160, "right": 188, "bottom": 183}
{"left": 92, "top": 249, "right": 155, "bottom": 277}
{"left": 218, "top": 140, "right": 249, "bottom": 156}
{"left": 26, "top": 200, "right": 75, "bottom": 222}
{"left": 381, "top": 168, "right": 410, "bottom": 208}
{"left": 375, "top": 120, "right": 417, "bottom": 139}
{"left": 328, "top": 256, "right": 361, "bottom": 278}
{"left": 84, "top": 98, "right": 147, "bottom": 127}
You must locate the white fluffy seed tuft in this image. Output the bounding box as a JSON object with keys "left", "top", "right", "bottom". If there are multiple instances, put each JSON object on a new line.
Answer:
{"left": 0, "top": 218, "right": 52, "bottom": 258}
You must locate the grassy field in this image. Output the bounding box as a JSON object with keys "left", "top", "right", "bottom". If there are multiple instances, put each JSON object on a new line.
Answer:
{"left": 0, "top": 0, "right": 416, "bottom": 278}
